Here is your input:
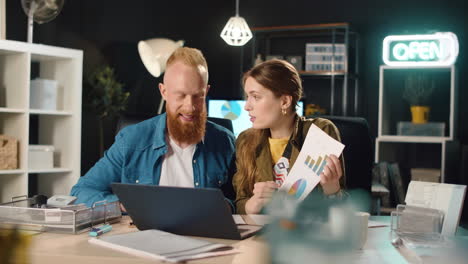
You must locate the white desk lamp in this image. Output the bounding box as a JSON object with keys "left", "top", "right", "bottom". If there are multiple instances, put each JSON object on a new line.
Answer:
{"left": 137, "top": 38, "right": 184, "bottom": 114}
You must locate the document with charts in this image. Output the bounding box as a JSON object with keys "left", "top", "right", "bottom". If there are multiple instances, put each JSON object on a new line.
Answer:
{"left": 279, "top": 124, "right": 345, "bottom": 201}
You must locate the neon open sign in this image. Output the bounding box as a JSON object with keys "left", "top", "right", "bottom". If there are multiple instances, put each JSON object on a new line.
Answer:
{"left": 383, "top": 32, "right": 459, "bottom": 66}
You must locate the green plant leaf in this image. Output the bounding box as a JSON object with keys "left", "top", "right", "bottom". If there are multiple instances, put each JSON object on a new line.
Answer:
{"left": 403, "top": 72, "right": 435, "bottom": 106}
{"left": 83, "top": 65, "right": 130, "bottom": 118}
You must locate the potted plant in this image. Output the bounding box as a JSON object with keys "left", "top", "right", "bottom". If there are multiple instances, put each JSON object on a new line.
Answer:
{"left": 84, "top": 65, "right": 130, "bottom": 156}
{"left": 403, "top": 72, "right": 434, "bottom": 124}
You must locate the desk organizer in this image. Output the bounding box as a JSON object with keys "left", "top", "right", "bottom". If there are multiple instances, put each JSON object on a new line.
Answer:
{"left": 0, "top": 199, "right": 121, "bottom": 234}
{"left": 390, "top": 204, "right": 449, "bottom": 248}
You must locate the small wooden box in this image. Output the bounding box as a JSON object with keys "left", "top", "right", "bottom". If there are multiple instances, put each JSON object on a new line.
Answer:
{"left": 0, "top": 135, "right": 18, "bottom": 169}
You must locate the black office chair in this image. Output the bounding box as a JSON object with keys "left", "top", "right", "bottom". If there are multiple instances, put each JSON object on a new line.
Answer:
{"left": 321, "top": 116, "right": 374, "bottom": 194}
{"left": 313, "top": 115, "right": 374, "bottom": 213}
{"left": 312, "top": 116, "right": 374, "bottom": 193}
{"left": 206, "top": 117, "right": 234, "bottom": 133}
{"left": 115, "top": 113, "right": 234, "bottom": 135}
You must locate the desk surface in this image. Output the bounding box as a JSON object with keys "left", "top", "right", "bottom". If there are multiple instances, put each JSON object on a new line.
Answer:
{"left": 29, "top": 216, "right": 270, "bottom": 264}
{"left": 28, "top": 216, "right": 466, "bottom": 264}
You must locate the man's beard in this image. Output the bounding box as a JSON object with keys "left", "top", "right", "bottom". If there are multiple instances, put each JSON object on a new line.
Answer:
{"left": 166, "top": 107, "right": 207, "bottom": 146}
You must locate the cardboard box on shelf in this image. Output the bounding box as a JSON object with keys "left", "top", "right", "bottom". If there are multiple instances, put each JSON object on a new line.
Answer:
{"left": 410, "top": 168, "right": 441, "bottom": 183}
{"left": 0, "top": 135, "right": 18, "bottom": 170}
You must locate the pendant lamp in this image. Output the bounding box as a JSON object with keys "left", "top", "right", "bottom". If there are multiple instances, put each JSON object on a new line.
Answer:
{"left": 220, "top": 0, "right": 252, "bottom": 46}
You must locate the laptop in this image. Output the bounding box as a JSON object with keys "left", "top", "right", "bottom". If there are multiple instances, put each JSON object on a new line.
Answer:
{"left": 111, "top": 183, "right": 261, "bottom": 240}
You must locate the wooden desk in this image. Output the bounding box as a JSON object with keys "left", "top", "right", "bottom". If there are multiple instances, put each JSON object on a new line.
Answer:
{"left": 29, "top": 216, "right": 270, "bottom": 264}
{"left": 28, "top": 216, "right": 466, "bottom": 264}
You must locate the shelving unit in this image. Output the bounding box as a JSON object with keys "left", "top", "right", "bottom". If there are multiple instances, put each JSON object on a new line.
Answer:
{"left": 0, "top": 40, "right": 83, "bottom": 203}
{"left": 244, "top": 23, "right": 359, "bottom": 116}
{"left": 375, "top": 65, "right": 459, "bottom": 183}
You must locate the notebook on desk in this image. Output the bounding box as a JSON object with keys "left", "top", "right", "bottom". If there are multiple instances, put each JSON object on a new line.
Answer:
{"left": 89, "top": 229, "right": 239, "bottom": 262}
{"left": 111, "top": 183, "right": 261, "bottom": 240}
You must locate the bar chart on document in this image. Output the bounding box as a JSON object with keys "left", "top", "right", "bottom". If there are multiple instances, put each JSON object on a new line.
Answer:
{"left": 305, "top": 154, "right": 329, "bottom": 176}
{"left": 280, "top": 124, "right": 345, "bottom": 201}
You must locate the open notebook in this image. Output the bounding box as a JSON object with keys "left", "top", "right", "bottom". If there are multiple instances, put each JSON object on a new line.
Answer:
{"left": 89, "top": 229, "right": 238, "bottom": 262}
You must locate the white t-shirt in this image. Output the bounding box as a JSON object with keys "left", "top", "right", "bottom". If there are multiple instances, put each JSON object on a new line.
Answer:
{"left": 159, "top": 136, "right": 196, "bottom": 187}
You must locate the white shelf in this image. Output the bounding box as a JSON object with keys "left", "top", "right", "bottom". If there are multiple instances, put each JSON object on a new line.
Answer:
{"left": 299, "top": 70, "right": 346, "bottom": 76}
{"left": 0, "top": 40, "right": 81, "bottom": 59}
{"left": 0, "top": 170, "right": 26, "bottom": 175}
{"left": 0, "top": 107, "right": 26, "bottom": 113}
{"left": 0, "top": 40, "right": 83, "bottom": 202}
{"left": 376, "top": 65, "right": 458, "bottom": 183}
{"left": 251, "top": 24, "right": 359, "bottom": 116}
{"left": 377, "top": 136, "right": 450, "bottom": 143}
{"left": 29, "top": 109, "right": 73, "bottom": 116}
{"left": 28, "top": 168, "right": 72, "bottom": 174}
{"left": 378, "top": 65, "right": 456, "bottom": 140}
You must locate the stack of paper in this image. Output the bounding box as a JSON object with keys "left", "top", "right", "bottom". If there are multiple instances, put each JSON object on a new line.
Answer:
{"left": 89, "top": 229, "right": 238, "bottom": 262}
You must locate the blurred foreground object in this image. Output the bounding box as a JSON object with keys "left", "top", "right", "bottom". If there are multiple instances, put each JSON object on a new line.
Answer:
{"left": 264, "top": 190, "right": 371, "bottom": 263}
{"left": 0, "top": 228, "right": 32, "bottom": 264}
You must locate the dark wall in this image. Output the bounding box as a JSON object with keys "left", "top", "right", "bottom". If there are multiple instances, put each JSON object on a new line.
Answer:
{"left": 241, "top": 0, "right": 468, "bottom": 145}
{"left": 7, "top": 0, "right": 468, "bottom": 175}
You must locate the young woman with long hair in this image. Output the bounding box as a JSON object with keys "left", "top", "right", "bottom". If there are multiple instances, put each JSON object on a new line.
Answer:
{"left": 233, "top": 59, "right": 345, "bottom": 214}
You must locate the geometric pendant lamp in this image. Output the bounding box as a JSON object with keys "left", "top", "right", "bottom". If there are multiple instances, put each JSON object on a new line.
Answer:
{"left": 220, "top": 0, "right": 252, "bottom": 46}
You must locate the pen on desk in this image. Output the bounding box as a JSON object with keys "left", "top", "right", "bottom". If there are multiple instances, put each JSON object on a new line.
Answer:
{"left": 89, "top": 224, "right": 112, "bottom": 237}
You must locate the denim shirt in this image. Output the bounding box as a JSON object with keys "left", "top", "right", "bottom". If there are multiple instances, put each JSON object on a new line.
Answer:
{"left": 71, "top": 113, "right": 236, "bottom": 208}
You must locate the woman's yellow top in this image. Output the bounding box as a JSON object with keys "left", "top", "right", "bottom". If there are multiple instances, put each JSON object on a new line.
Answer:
{"left": 268, "top": 137, "right": 289, "bottom": 164}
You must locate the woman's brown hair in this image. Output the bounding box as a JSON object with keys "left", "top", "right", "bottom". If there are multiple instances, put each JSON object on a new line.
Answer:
{"left": 237, "top": 59, "right": 303, "bottom": 192}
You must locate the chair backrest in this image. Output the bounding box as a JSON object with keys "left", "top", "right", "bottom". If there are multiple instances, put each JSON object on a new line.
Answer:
{"left": 115, "top": 114, "right": 234, "bottom": 135}
{"left": 206, "top": 117, "right": 234, "bottom": 133}
{"left": 315, "top": 115, "right": 373, "bottom": 194}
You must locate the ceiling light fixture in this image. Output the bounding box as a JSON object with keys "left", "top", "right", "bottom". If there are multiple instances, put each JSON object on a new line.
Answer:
{"left": 220, "top": 0, "right": 252, "bottom": 46}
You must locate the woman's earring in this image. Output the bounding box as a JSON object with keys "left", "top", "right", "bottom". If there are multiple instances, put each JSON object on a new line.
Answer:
{"left": 282, "top": 108, "right": 287, "bottom": 115}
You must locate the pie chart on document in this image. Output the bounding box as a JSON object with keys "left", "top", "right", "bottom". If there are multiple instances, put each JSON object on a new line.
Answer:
{"left": 288, "top": 179, "right": 307, "bottom": 199}
{"left": 221, "top": 101, "right": 241, "bottom": 120}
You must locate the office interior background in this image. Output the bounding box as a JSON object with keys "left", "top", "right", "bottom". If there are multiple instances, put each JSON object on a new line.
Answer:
{"left": 5, "top": 0, "right": 468, "bottom": 222}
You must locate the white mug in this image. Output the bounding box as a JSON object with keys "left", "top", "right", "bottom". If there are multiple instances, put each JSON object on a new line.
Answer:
{"left": 354, "top": 211, "right": 370, "bottom": 249}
